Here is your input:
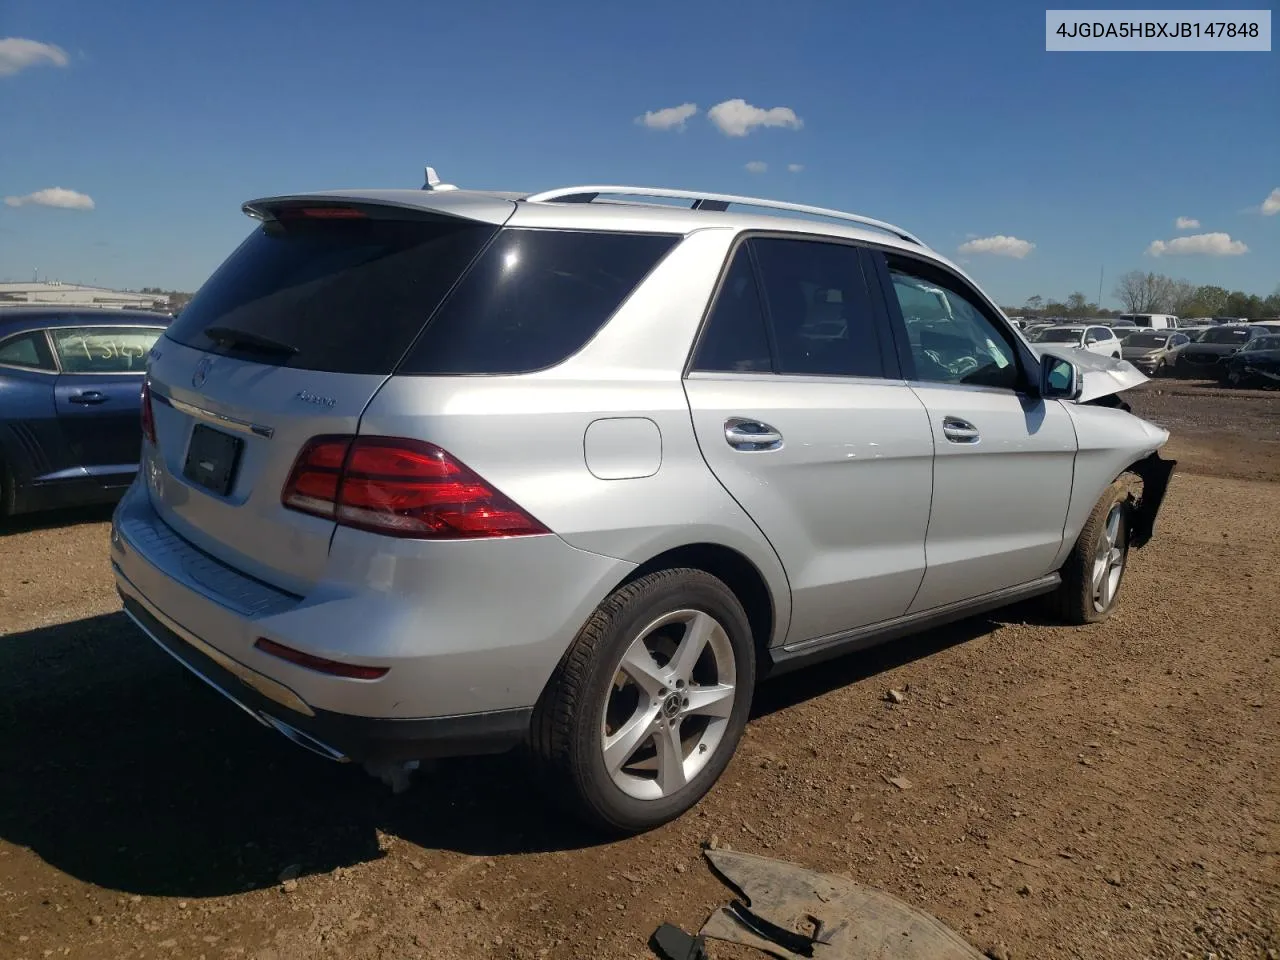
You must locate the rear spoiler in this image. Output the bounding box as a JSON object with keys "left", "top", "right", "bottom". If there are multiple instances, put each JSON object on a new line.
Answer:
{"left": 241, "top": 189, "right": 516, "bottom": 226}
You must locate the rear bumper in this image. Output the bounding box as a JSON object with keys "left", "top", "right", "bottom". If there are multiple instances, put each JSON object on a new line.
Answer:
{"left": 109, "top": 481, "right": 633, "bottom": 762}
{"left": 119, "top": 591, "right": 530, "bottom": 763}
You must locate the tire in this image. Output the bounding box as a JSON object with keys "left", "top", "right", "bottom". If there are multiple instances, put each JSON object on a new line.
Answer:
{"left": 1050, "top": 478, "right": 1133, "bottom": 625}
{"left": 1153, "top": 360, "right": 1167, "bottom": 377}
{"left": 528, "top": 568, "right": 755, "bottom": 834}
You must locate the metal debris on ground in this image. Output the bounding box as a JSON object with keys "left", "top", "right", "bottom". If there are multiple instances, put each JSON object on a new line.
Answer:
{"left": 695, "top": 849, "right": 986, "bottom": 959}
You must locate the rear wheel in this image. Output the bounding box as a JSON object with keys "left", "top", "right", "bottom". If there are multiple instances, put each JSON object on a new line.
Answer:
{"left": 1050, "top": 479, "right": 1132, "bottom": 625}
{"left": 528, "top": 568, "right": 755, "bottom": 834}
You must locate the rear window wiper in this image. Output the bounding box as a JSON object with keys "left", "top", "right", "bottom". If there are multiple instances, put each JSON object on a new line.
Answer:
{"left": 202, "top": 325, "right": 299, "bottom": 356}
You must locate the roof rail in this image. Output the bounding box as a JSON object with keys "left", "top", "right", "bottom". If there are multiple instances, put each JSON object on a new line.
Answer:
{"left": 524, "top": 185, "right": 926, "bottom": 247}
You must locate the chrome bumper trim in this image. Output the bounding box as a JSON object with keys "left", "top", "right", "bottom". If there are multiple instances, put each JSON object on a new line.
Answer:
{"left": 114, "top": 562, "right": 316, "bottom": 718}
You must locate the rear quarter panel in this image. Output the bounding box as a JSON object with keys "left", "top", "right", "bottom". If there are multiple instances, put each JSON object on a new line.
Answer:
{"left": 358, "top": 226, "right": 794, "bottom": 644}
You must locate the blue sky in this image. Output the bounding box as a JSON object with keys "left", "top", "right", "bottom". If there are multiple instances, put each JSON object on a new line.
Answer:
{"left": 1, "top": 0, "right": 1276, "bottom": 307}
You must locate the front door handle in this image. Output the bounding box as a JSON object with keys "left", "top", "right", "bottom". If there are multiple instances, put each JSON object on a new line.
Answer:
{"left": 942, "top": 416, "right": 980, "bottom": 443}
{"left": 69, "top": 391, "right": 108, "bottom": 405}
{"left": 724, "top": 418, "right": 783, "bottom": 451}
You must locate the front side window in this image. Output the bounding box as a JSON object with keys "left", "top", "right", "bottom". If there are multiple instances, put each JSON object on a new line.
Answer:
{"left": 0, "top": 331, "right": 56, "bottom": 371}
{"left": 51, "top": 326, "right": 163, "bottom": 374}
{"left": 886, "top": 256, "right": 1019, "bottom": 390}
{"left": 750, "top": 237, "right": 884, "bottom": 377}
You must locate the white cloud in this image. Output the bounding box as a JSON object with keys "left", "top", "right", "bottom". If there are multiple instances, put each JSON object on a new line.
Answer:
{"left": 0, "top": 38, "right": 69, "bottom": 77}
{"left": 1146, "top": 232, "right": 1248, "bottom": 257}
{"left": 635, "top": 102, "right": 698, "bottom": 131}
{"left": 1262, "top": 187, "right": 1280, "bottom": 216}
{"left": 707, "top": 98, "right": 802, "bottom": 137}
{"left": 957, "top": 234, "right": 1036, "bottom": 259}
{"left": 744, "top": 160, "right": 768, "bottom": 174}
{"left": 1175, "top": 216, "right": 1200, "bottom": 230}
{"left": 787, "top": 163, "right": 804, "bottom": 173}
{"left": 4, "top": 187, "right": 95, "bottom": 210}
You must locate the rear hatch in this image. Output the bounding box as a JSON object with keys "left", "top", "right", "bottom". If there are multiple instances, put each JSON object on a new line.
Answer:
{"left": 144, "top": 192, "right": 512, "bottom": 594}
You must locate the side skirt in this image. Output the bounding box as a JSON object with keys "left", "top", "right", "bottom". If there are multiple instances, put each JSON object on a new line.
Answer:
{"left": 766, "top": 573, "right": 1061, "bottom": 676}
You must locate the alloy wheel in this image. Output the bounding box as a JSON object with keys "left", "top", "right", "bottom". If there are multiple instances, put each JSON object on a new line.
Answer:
{"left": 1091, "top": 503, "right": 1127, "bottom": 613}
{"left": 599, "top": 609, "right": 737, "bottom": 801}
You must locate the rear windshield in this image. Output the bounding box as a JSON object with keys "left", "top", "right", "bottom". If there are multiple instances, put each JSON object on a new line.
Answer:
{"left": 398, "top": 228, "right": 679, "bottom": 375}
{"left": 167, "top": 219, "right": 677, "bottom": 376}
{"left": 165, "top": 215, "right": 498, "bottom": 374}
{"left": 1197, "top": 327, "right": 1252, "bottom": 344}
{"left": 1033, "top": 328, "right": 1083, "bottom": 343}
{"left": 1123, "top": 332, "right": 1169, "bottom": 348}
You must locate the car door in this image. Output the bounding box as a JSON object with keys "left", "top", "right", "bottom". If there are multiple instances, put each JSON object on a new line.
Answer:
{"left": 0, "top": 327, "right": 77, "bottom": 492}
{"left": 49, "top": 324, "right": 165, "bottom": 486}
{"left": 871, "top": 250, "right": 1077, "bottom": 613}
{"left": 684, "top": 237, "right": 934, "bottom": 644}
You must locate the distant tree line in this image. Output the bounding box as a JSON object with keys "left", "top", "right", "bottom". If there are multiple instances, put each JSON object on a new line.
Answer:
{"left": 1109, "top": 273, "right": 1279, "bottom": 319}
{"left": 1007, "top": 275, "right": 1280, "bottom": 320}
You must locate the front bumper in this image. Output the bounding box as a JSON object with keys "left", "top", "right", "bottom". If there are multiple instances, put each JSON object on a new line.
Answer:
{"left": 110, "top": 482, "right": 632, "bottom": 763}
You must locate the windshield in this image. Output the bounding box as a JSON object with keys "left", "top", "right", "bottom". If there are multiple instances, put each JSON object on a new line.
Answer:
{"left": 1196, "top": 327, "right": 1253, "bottom": 344}
{"left": 1032, "top": 328, "right": 1083, "bottom": 343}
{"left": 1123, "top": 332, "right": 1169, "bottom": 348}
{"left": 1244, "top": 336, "right": 1280, "bottom": 352}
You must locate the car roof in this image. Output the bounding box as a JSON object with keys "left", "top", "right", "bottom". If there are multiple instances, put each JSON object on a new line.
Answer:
{"left": 243, "top": 185, "right": 953, "bottom": 267}
{"left": 0, "top": 307, "right": 171, "bottom": 334}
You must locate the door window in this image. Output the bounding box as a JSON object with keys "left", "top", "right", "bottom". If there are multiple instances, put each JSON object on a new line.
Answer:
{"left": 690, "top": 246, "right": 773, "bottom": 373}
{"left": 751, "top": 238, "right": 885, "bottom": 378}
{"left": 50, "top": 327, "right": 163, "bottom": 374}
{"left": 0, "top": 331, "right": 56, "bottom": 371}
{"left": 885, "top": 256, "right": 1020, "bottom": 390}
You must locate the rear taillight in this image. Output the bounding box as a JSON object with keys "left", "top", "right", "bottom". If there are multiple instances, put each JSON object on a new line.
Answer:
{"left": 140, "top": 379, "right": 157, "bottom": 445}
{"left": 281, "top": 436, "right": 549, "bottom": 539}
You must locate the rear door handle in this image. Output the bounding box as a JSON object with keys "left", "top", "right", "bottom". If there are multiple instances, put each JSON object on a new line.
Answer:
{"left": 69, "top": 391, "right": 108, "bottom": 405}
{"left": 724, "top": 418, "right": 783, "bottom": 451}
{"left": 942, "top": 416, "right": 980, "bottom": 443}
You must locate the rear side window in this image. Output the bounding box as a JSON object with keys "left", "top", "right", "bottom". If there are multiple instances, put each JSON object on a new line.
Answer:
{"left": 751, "top": 238, "right": 884, "bottom": 378}
{"left": 691, "top": 247, "right": 773, "bottom": 373}
{"left": 0, "top": 331, "right": 55, "bottom": 371}
{"left": 166, "top": 216, "right": 497, "bottom": 375}
{"left": 399, "top": 229, "right": 678, "bottom": 375}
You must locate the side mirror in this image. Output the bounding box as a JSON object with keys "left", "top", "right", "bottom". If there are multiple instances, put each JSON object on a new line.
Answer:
{"left": 1040, "top": 354, "right": 1082, "bottom": 400}
{"left": 1085, "top": 336, "right": 1098, "bottom": 345}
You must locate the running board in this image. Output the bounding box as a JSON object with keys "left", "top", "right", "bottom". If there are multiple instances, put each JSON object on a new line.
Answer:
{"left": 767, "top": 573, "right": 1061, "bottom": 676}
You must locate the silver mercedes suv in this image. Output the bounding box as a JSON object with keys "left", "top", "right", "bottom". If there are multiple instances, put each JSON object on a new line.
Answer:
{"left": 111, "top": 176, "right": 1174, "bottom": 832}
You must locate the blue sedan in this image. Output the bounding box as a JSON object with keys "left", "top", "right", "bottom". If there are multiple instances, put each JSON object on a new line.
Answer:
{"left": 0, "top": 307, "right": 169, "bottom": 516}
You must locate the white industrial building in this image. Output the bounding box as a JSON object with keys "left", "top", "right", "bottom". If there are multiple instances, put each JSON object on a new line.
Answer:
{"left": 0, "top": 281, "right": 170, "bottom": 311}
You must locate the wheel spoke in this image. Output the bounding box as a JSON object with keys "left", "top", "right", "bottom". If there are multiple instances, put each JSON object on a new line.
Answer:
{"left": 602, "top": 705, "right": 659, "bottom": 774}
{"left": 618, "top": 640, "right": 669, "bottom": 697}
{"left": 654, "top": 719, "right": 688, "bottom": 793}
{"left": 669, "top": 612, "right": 716, "bottom": 683}
{"left": 1105, "top": 506, "right": 1121, "bottom": 547}
{"left": 682, "top": 683, "right": 735, "bottom": 719}
{"left": 1091, "top": 556, "right": 1108, "bottom": 592}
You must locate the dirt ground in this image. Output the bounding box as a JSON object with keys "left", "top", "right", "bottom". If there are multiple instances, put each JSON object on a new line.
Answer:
{"left": 1, "top": 380, "right": 1277, "bottom": 960}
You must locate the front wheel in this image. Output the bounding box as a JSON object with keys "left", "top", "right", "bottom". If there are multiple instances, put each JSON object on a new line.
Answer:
{"left": 528, "top": 568, "right": 755, "bottom": 833}
{"left": 1050, "top": 479, "right": 1132, "bottom": 625}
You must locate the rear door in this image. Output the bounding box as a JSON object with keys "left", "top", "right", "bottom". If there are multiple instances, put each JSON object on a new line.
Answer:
{"left": 144, "top": 197, "right": 511, "bottom": 594}
{"left": 684, "top": 237, "right": 934, "bottom": 644}
{"left": 0, "top": 328, "right": 73, "bottom": 488}
{"left": 50, "top": 325, "right": 165, "bottom": 485}
{"left": 873, "top": 251, "right": 1076, "bottom": 612}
